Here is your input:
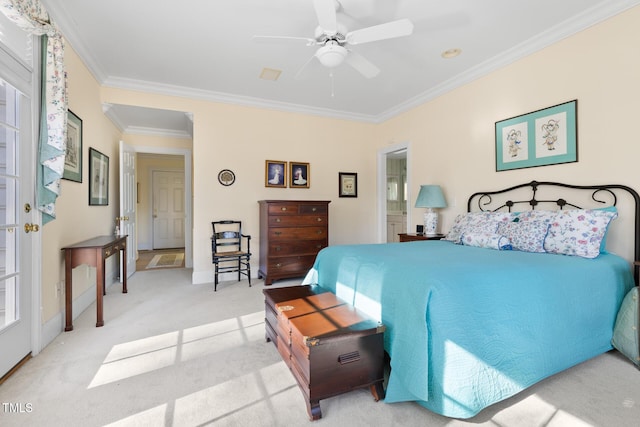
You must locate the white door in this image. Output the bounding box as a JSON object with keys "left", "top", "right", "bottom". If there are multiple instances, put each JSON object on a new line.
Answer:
{"left": 119, "top": 141, "right": 136, "bottom": 279}
{"left": 152, "top": 171, "right": 185, "bottom": 249}
{"left": 0, "top": 79, "right": 35, "bottom": 377}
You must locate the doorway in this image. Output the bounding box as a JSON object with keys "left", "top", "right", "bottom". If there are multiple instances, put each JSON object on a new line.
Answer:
{"left": 152, "top": 170, "right": 185, "bottom": 249}
{"left": 377, "top": 142, "right": 411, "bottom": 243}
{"left": 131, "top": 149, "right": 192, "bottom": 268}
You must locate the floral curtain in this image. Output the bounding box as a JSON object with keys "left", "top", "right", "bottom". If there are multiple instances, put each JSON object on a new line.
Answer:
{"left": 0, "top": 0, "right": 67, "bottom": 224}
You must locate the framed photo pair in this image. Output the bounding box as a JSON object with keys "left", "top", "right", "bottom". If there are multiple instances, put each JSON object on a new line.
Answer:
{"left": 264, "top": 160, "right": 310, "bottom": 188}
{"left": 495, "top": 100, "right": 577, "bottom": 172}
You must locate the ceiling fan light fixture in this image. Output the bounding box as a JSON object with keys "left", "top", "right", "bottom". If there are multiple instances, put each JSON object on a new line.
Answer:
{"left": 316, "top": 41, "right": 347, "bottom": 68}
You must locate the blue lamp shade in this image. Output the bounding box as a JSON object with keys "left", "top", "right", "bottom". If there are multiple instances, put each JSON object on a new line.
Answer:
{"left": 415, "top": 185, "right": 447, "bottom": 209}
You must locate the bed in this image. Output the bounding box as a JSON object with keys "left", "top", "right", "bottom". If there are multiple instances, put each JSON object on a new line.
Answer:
{"left": 302, "top": 180, "right": 639, "bottom": 419}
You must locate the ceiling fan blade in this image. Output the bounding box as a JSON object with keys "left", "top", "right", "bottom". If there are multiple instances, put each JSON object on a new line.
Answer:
{"left": 252, "top": 35, "right": 317, "bottom": 46}
{"left": 345, "top": 50, "right": 380, "bottom": 79}
{"left": 294, "top": 54, "right": 319, "bottom": 80}
{"left": 346, "top": 18, "right": 414, "bottom": 45}
{"left": 313, "top": 0, "right": 337, "bottom": 35}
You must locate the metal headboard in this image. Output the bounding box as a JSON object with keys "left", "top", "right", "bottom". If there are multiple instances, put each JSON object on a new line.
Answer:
{"left": 467, "top": 180, "right": 640, "bottom": 284}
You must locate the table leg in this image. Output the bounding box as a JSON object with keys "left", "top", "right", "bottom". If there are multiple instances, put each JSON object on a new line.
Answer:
{"left": 122, "top": 245, "right": 128, "bottom": 293}
{"left": 64, "top": 250, "right": 73, "bottom": 332}
{"left": 96, "top": 250, "right": 104, "bottom": 327}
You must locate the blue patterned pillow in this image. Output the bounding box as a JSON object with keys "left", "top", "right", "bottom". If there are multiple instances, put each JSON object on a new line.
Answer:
{"left": 444, "top": 211, "right": 514, "bottom": 243}
{"left": 543, "top": 209, "right": 618, "bottom": 258}
{"left": 497, "top": 220, "right": 549, "bottom": 253}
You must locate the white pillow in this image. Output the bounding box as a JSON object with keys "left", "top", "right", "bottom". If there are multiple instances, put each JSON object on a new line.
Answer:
{"left": 543, "top": 209, "right": 618, "bottom": 258}
{"left": 461, "top": 232, "right": 512, "bottom": 250}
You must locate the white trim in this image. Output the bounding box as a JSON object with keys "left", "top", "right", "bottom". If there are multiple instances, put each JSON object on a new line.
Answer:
{"left": 377, "top": 142, "right": 411, "bottom": 243}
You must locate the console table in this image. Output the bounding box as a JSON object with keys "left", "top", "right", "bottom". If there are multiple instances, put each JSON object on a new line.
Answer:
{"left": 62, "top": 235, "right": 128, "bottom": 331}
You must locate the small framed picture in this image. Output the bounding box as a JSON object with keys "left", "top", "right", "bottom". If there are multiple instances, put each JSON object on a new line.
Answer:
{"left": 63, "top": 110, "right": 83, "bottom": 182}
{"left": 89, "top": 147, "right": 109, "bottom": 206}
{"left": 265, "top": 160, "right": 287, "bottom": 188}
{"left": 338, "top": 172, "right": 357, "bottom": 197}
{"left": 289, "top": 162, "right": 310, "bottom": 188}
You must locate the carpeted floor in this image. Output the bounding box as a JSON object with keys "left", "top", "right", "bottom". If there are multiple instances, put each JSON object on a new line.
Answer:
{"left": 0, "top": 269, "right": 639, "bottom": 426}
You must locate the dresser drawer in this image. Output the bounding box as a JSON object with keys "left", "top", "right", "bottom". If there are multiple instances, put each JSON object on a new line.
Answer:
{"left": 299, "top": 204, "right": 328, "bottom": 215}
{"left": 269, "top": 227, "right": 327, "bottom": 241}
{"left": 268, "top": 240, "right": 327, "bottom": 256}
{"left": 268, "top": 215, "right": 327, "bottom": 227}
{"left": 267, "top": 203, "right": 300, "bottom": 215}
{"left": 267, "top": 255, "right": 317, "bottom": 274}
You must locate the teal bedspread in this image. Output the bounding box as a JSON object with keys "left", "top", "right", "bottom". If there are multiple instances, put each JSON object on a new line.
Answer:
{"left": 302, "top": 240, "right": 634, "bottom": 418}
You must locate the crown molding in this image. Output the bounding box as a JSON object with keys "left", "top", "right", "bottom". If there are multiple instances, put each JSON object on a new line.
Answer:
{"left": 47, "top": 0, "right": 640, "bottom": 125}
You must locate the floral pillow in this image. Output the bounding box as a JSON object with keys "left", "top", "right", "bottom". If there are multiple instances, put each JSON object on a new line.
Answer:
{"left": 496, "top": 220, "right": 549, "bottom": 253}
{"left": 461, "top": 232, "right": 512, "bottom": 250}
{"left": 513, "top": 209, "right": 557, "bottom": 225}
{"left": 444, "top": 211, "right": 514, "bottom": 243}
{"left": 543, "top": 209, "right": 618, "bottom": 258}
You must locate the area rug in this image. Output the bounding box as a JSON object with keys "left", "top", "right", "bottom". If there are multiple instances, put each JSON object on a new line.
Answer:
{"left": 146, "top": 253, "right": 184, "bottom": 269}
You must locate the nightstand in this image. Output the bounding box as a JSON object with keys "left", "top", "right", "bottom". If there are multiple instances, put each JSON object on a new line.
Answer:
{"left": 398, "top": 233, "right": 445, "bottom": 242}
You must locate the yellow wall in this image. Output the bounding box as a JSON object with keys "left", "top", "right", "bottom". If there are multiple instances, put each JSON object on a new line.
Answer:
{"left": 44, "top": 7, "right": 640, "bottom": 329}
{"left": 376, "top": 6, "right": 640, "bottom": 261}
{"left": 41, "top": 45, "right": 122, "bottom": 324}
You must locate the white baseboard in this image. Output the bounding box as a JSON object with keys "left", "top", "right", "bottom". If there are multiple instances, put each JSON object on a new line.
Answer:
{"left": 40, "top": 271, "right": 120, "bottom": 349}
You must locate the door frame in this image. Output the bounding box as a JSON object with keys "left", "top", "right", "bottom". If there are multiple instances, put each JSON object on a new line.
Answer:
{"left": 377, "top": 141, "right": 411, "bottom": 243}
{"left": 131, "top": 146, "right": 193, "bottom": 268}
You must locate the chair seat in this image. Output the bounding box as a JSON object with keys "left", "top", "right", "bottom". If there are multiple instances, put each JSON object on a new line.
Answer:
{"left": 214, "top": 251, "right": 249, "bottom": 257}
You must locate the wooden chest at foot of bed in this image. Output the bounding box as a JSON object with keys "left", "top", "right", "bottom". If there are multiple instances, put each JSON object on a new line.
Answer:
{"left": 263, "top": 286, "right": 386, "bottom": 420}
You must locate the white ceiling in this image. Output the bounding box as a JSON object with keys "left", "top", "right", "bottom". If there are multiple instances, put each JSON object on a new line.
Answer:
{"left": 42, "top": 0, "right": 640, "bottom": 137}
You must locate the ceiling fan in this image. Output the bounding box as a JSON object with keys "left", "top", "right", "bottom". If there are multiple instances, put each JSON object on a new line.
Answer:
{"left": 253, "top": 0, "right": 414, "bottom": 79}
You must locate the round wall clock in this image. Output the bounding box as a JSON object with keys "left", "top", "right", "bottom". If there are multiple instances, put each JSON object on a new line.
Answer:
{"left": 217, "top": 169, "right": 235, "bottom": 186}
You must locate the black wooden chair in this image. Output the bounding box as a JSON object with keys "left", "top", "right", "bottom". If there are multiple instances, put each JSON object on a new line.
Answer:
{"left": 211, "top": 220, "right": 251, "bottom": 291}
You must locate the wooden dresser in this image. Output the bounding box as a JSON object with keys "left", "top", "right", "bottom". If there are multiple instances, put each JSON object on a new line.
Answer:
{"left": 258, "top": 200, "right": 330, "bottom": 285}
{"left": 263, "top": 285, "right": 385, "bottom": 420}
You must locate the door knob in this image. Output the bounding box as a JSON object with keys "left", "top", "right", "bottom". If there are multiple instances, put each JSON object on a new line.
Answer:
{"left": 24, "top": 223, "right": 40, "bottom": 233}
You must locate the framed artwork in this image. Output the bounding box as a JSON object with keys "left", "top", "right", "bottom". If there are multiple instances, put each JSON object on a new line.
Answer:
{"left": 89, "top": 148, "right": 109, "bottom": 205}
{"left": 495, "top": 100, "right": 577, "bottom": 171}
{"left": 63, "top": 110, "right": 83, "bottom": 182}
{"left": 265, "top": 160, "right": 287, "bottom": 188}
{"left": 339, "top": 172, "right": 358, "bottom": 197}
{"left": 289, "top": 162, "right": 310, "bottom": 188}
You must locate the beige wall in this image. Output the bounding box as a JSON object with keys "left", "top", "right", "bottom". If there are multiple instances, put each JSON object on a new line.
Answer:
{"left": 377, "top": 6, "right": 640, "bottom": 261}
{"left": 44, "top": 6, "right": 640, "bottom": 333}
{"left": 41, "top": 45, "right": 122, "bottom": 325}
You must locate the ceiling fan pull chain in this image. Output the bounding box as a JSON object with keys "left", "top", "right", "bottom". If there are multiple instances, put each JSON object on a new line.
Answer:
{"left": 330, "top": 71, "right": 335, "bottom": 97}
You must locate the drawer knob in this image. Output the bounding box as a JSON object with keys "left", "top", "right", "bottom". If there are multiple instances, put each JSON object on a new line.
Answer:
{"left": 316, "top": 218, "right": 323, "bottom": 222}
{"left": 316, "top": 230, "right": 323, "bottom": 235}
{"left": 275, "top": 246, "right": 282, "bottom": 251}
{"left": 275, "top": 231, "right": 282, "bottom": 236}
{"left": 275, "top": 263, "right": 282, "bottom": 268}
{"left": 311, "top": 207, "right": 317, "bottom": 212}
{"left": 275, "top": 218, "right": 281, "bottom": 222}
{"left": 281, "top": 207, "right": 287, "bottom": 211}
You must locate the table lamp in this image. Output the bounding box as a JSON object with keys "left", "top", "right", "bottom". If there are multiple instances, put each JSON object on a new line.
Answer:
{"left": 415, "top": 185, "right": 447, "bottom": 236}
